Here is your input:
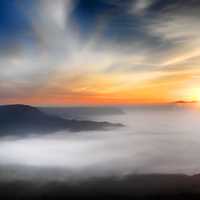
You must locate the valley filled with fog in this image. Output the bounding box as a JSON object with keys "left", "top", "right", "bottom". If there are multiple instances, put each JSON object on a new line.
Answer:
{"left": 1, "top": 105, "right": 200, "bottom": 181}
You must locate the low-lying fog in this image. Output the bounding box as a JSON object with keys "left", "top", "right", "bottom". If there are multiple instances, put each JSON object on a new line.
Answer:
{"left": 1, "top": 105, "right": 200, "bottom": 181}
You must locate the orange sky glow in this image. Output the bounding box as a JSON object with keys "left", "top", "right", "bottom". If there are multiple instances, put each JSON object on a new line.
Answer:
{"left": 1, "top": 0, "right": 200, "bottom": 106}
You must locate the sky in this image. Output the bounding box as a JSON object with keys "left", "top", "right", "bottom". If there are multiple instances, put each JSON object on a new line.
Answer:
{"left": 1, "top": 0, "right": 200, "bottom": 105}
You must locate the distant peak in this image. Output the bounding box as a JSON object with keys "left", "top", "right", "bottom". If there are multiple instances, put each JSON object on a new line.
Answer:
{"left": 173, "top": 100, "right": 198, "bottom": 104}
{"left": 0, "top": 104, "right": 36, "bottom": 109}
{"left": 3, "top": 104, "right": 34, "bottom": 107}
{"left": 0, "top": 104, "right": 40, "bottom": 113}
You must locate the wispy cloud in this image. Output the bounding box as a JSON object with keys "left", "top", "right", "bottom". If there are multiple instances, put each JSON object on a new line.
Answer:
{"left": 0, "top": 0, "right": 200, "bottom": 104}
{"left": 131, "top": 0, "right": 155, "bottom": 15}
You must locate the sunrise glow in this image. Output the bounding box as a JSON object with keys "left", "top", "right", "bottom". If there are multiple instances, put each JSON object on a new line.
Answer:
{"left": 0, "top": 0, "right": 200, "bottom": 106}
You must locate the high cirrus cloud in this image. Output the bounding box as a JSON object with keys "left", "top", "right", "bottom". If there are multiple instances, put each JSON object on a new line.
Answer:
{"left": 0, "top": 0, "right": 200, "bottom": 104}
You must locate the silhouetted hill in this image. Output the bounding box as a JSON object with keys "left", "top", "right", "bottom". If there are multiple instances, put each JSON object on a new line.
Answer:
{"left": 173, "top": 100, "right": 198, "bottom": 104}
{"left": 0, "top": 104, "right": 123, "bottom": 136}
{"left": 40, "top": 106, "right": 124, "bottom": 120}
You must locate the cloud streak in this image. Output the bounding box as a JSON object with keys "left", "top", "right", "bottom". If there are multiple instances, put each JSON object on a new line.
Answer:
{"left": 0, "top": 0, "right": 200, "bottom": 104}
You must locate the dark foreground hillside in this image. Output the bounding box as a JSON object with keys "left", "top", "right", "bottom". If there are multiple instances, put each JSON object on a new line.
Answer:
{"left": 1, "top": 174, "right": 200, "bottom": 199}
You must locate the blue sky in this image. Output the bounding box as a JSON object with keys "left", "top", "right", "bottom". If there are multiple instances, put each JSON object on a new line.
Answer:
{"left": 0, "top": 0, "right": 200, "bottom": 105}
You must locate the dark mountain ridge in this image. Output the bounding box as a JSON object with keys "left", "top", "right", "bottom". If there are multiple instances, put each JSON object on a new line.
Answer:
{"left": 0, "top": 170, "right": 200, "bottom": 199}
{"left": 40, "top": 106, "right": 124, "bottom": 120}
{"left": 0, "top": 104, "right": 123, "bottom": 136}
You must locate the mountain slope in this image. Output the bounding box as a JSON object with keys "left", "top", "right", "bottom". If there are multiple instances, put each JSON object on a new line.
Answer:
{"left": 0, "top": 104, "right": 123, "bottom": 136}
